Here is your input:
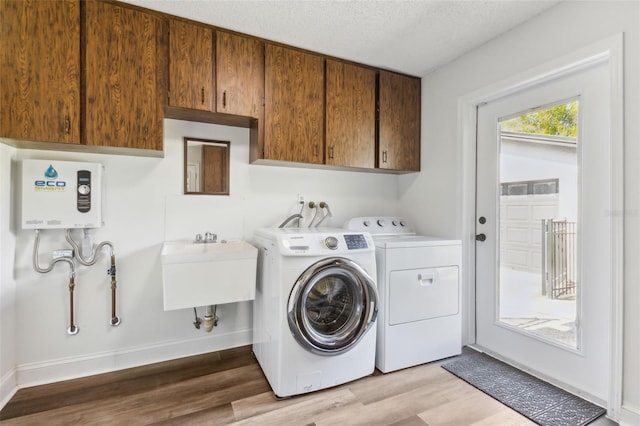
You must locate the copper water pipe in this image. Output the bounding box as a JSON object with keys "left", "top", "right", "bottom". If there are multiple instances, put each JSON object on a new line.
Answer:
{"left": 33, "top": 230, "right": 79, "bottom": 335}
{"left": 109, "top": 254, "right": 121, "bottom": 326}
{"left": 67, "top": 276, "right": 79, "bottom": 335}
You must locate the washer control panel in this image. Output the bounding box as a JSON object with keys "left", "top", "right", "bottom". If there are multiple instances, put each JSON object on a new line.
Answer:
{"left": 344, "top": 234, "right": 368, "bottom": 250}
{"left": 345, "top": 217, "right": 414, "bottom": 235}
{"left": 275, "top": 230, "right": 373, "bottom": 255}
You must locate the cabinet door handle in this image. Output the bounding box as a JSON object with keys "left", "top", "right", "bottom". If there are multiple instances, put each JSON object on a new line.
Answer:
{"left": 329, "top": 146, "right": 334, "bottom": 160}
{"left": 314, "top": 144, "right": 319, "bottom": 157}
{"left": 200, "top": 87, "right": 205, "bottom": 104}
{"left": 222, "top": 91, "right": 227, "bottom": 108}
{"left": 382, "top": 150, "right": 388, "bottom": 163}
{"left": 64, "top": 115, "right": 70, "bottom": 134}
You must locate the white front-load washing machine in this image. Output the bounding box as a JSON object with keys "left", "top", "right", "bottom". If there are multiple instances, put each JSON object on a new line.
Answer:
{"left": 252, "top": 228, "right": 378, "bottom": 397}
{"left": 346, "top": 217, "right": 462, "bottom": 373}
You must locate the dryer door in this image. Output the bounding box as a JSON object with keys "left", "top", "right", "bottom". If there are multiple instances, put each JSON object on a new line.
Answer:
{"left": 287, "top": 257, "right": 378, "bottom": 355}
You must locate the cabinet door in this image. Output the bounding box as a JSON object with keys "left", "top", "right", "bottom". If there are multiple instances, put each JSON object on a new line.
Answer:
{"left": 217, "top": 32, "right": 264, "bottom": 161}
{"left": 325, "top": 60, "right": 376, "bottom": 168}
{"left": 84, "top": 1, "right": 167, "bottom": 151}
{"left": 0, "top": 0, "right": 80, "bottom": 144}
{"left": 379, "top": 70, "right": 421, "bottom": 171}
{"left": 216, "top": 31, "right": 264, "bottom": 118}
{"left": 169, "top": 19, "right": 214, "bottom": 111}
{"left": 264, "top": 45, "right": 324, "bottom": 164}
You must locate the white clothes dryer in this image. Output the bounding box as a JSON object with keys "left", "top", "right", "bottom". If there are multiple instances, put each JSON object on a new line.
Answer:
{"left": 252, "top": 228, "right": 378, "bottom": 397}
{"left": 346, "top": 217, "right": 462, "bottom": 373}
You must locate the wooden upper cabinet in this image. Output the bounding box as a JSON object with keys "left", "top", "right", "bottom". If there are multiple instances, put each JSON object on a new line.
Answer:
{"left": 325, "top": 60, "right": 376, "bottom": 169}
{"left": 264, "top": 44, "right": 324, "bottom": 164}
{"left": 83, "top": 1, "right": 167, "bottom": 151}
{"left": 217, "top": 31, "right": 264, "bottom": 161}
{"left": 169, "top": 19, "right": 214, "bottom": 111}
{"left": 0, "top": 0, "right": 80, "bottom": 144}
{"left": 378, "top": 70, "right": 421, "bottom": 171}
{"left": 216, "top": 31, "right": 264, "bottom": 118}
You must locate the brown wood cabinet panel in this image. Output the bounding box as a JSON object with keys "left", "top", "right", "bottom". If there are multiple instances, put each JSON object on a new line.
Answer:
{"left": 83, "top": 0, "right": 167, "bottom": 151}
{"left": 216, "top": 31, "right": 264, "bottom": 118}
{"left": 0, "top": 0, "right": 80, "bottom": 144}
{"left": 169, "top": 19, "right": 214, "bottom": 111}
{"left": 202, "top": 144, "right": 229, "bottom": 194}
{"left": 325, "top": 60, "right": 376, "bottom": 169}
{"left": 264, "top": 44, "right": 324, "bottom": 164}
{"left": 378, "top": 70, "right": 421, "bottom": 171}
{"left": 217, "top": 31, "right": 264, "bottom": 161}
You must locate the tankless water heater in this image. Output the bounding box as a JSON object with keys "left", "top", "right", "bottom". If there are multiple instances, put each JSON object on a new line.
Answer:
{"left": 22, "top": 159, "right": 103, "bottom": 229}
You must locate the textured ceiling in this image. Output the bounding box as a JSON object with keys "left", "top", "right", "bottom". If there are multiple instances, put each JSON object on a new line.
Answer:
{"left": 121, "top": 0, "right": 561, "bottom": 77}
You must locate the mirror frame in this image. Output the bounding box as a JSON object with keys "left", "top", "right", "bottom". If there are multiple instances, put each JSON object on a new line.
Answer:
{"left": 183, "top": 137, "right": 230, "bottom": 195}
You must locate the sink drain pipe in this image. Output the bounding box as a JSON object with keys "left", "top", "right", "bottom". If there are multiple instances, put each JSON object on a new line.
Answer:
{"left": 204, "top": 305, "right": 218, "bottom": 332}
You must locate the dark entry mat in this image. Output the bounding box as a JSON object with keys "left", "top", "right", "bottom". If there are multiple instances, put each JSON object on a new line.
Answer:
{"left": 441, "top": 351, "right": 606, "bottom": 426}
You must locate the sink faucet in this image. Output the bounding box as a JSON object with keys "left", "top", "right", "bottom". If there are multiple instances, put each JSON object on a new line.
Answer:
{"left": 195, "top": 232, "right": 217, "bottom": 243}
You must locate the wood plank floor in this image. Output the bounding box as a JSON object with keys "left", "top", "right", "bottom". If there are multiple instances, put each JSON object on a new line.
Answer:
{"left": 0, "top": 345, "right": 612, "bottom": 426}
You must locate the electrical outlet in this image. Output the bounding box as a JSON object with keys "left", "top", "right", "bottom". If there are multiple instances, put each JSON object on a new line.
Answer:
{"left": 297, "top": 193, "right": 304, "bottom": 205}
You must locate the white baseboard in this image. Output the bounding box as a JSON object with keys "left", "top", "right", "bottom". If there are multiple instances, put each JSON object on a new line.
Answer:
{"left": 620, "top": 402, "right": 640, "bottom": 426}
{"left": 0, "top": 368, "right": 17, "bottom": 411}
{"left": 15, "top": 328, "right": 252, "bottom": 389}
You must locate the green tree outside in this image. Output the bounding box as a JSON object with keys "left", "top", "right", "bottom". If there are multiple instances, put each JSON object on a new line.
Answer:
{"left": 501, "top": 101, "right": 579, "bottom": 137}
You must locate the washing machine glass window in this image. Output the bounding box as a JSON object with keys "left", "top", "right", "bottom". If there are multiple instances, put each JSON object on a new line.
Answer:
{"left": 287, "top": 257, "right": 378, "bottom": 356}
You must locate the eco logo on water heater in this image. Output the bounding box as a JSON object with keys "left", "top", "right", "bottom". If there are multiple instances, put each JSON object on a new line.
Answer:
{"left": 34, "top": 164, "right": 66, "bottom": 191}
{"left": 44, "top": 165, "right": 58, "bottom": 179}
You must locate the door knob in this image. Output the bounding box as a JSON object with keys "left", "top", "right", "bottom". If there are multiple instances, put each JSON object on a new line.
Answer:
{"left": 476, "top": 233, "right": 486, "bottom": 242}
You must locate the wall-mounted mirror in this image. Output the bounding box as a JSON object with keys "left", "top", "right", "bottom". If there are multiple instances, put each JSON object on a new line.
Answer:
{"left": 184, "top": 137, "right": 230, "bottom": 195}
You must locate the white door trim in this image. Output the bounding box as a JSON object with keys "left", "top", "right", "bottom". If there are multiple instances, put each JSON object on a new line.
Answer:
{"left": 458, "top": 34, "right": 624, "bottom": 420}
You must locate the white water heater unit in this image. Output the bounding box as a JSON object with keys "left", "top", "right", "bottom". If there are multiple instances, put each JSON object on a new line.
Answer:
{"left": 22, "top": 159, "right": 103, "bottom": 229}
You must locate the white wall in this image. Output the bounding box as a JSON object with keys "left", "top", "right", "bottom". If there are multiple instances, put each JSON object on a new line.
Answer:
{"left": 0, "top": 144, "right": 18, "bottom": 408}
{"left": 0, "top": 118, "right": 398, "bottom": 403}
{"left": 398, "top": 0, "right": 639, "bottom": 422}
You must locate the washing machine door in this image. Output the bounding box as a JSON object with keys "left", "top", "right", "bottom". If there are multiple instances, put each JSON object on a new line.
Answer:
{"left": 287, "top": 257, "right": 378, "bottom": 355}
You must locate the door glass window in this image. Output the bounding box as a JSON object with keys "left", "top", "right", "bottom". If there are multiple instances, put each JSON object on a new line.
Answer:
{"left": 288, "top": 258, "right": 377, "bottom": 355}
{"left": 305, "top": 274, "right": 359, "bottom": 335}
{"left": 498, "top": 100, "right": 579, "bottom": 349}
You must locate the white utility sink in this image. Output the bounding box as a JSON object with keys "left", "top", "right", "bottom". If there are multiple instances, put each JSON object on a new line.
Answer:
{"left": 161, "top": 240, "right": 258, "bottom": 311}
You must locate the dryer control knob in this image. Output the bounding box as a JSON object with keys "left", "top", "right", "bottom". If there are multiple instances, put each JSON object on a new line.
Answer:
{"left": 377, "top": 219, "right": 386, "bottom": 227}
{"left": 392, "top": 220, "right": 398, "bottom": 226}
{"left": 325, "top": 236, "right": 339, "bottom": 250}
{"left": 363, "top": 220, "right": 370, "bottom": 227}
{"left": 399, "top": 220, "right": 406, "bottom": 227}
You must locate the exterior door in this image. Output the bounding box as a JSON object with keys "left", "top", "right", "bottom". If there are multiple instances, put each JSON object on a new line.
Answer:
{"left": 475, "top": 60, "right": 612, "bottom": 402}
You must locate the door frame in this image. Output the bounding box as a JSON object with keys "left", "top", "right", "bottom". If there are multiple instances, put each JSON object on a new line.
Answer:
{"left": 458, "top": 34, "right": 623, "bottom": 419}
